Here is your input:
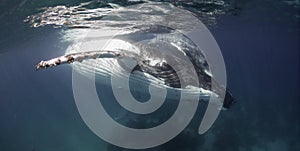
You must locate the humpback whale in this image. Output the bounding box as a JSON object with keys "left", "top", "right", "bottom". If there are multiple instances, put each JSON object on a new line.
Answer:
{"left": 26, "top": 2, "right": 237, "bottom": 147}
{"left": 36, "top": 25, "right": 234, "bottom": 109}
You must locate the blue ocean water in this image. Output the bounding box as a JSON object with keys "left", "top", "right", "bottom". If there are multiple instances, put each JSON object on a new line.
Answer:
{"left": 0, "top": 0, "right": 299, "bottom": 151}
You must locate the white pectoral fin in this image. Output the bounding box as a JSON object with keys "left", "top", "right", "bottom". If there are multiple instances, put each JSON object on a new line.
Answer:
{"left": 36, "top": 50, "right": 125, "bottom": 70}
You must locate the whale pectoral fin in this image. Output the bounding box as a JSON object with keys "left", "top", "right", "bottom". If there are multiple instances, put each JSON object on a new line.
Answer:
{"left": 35, "top": 50, "right": 124, "bottom": 70}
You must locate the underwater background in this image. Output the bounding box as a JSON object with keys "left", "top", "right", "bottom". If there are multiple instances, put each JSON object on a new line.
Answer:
{"left": 0, "top": 0, "right": 299, "bottom": 151}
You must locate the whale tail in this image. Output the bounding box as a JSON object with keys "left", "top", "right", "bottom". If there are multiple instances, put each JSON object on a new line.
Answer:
{"left": 222, "top": 89, "right": 236, "bottom": 109}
